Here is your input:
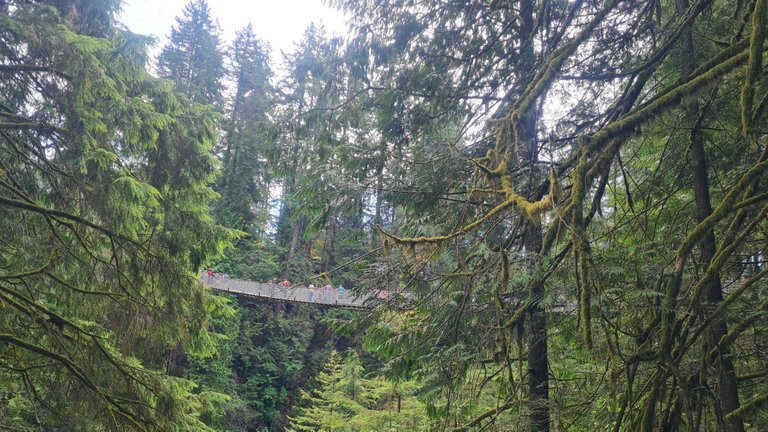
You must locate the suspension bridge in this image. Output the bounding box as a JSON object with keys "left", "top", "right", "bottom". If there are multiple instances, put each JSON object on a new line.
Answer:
{"left": 205, "top": 276, "right": 371, "bottom": 309}
{"left": 204, "top": 276, "right": 580, "bottom": 315}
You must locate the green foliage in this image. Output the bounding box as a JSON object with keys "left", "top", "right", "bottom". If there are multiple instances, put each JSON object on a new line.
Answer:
{"left": 213, "top": 238, "right": 282, "bottom": 281}
{"left": 215, "top": 23, "right": 274, "bottom": 237}
{"left": 6, "top": 0, "right": 768, "bottom": 430}
{"left": 184, "top": 294, "right": 353, "bottom": 431}
{"left": 157, "top": 0, "right": 224, "bottom": 107}
{"left": 0, "top": 1, "right": 235, "bottom": 429}
{"left": 287, "top": 350, "right": 430, "bottom": 432}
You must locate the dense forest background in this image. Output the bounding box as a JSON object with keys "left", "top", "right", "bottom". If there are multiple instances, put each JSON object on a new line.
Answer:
{"left": 2, "top": 0, "right": 768, "bottom": 431}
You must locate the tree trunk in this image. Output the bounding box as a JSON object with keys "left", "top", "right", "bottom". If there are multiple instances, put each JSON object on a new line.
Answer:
{"left": 518, "top": 0, "right": 550, "bottom": 429}
{"left": 372, "top": 139, "right": 387, "bottom": 247}
{"left": 284, "top": 214, "right": 305, "bottom": 279}
{"left": 677, "top": 0, "right": 744, "bottom": 428}
{"left": 526, "top": 219, "right": 550, "bottom": 432}
{"left": 222, "top": 63, "right": 246, "bottom": 168}
{"left": 321, "top": 211, "right": 337, "bottom": 273}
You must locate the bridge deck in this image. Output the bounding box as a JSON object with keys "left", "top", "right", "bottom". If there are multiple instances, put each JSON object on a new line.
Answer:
{"left": 206, "top": 277, "right": 369, "bottom": 309}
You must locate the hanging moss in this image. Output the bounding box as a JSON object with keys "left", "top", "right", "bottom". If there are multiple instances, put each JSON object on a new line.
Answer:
{"left": 500, "top": 246, "right": 509, "bottom": 291}
{"left": 576, "top": 245, "right": 591, "bottom": 348}
{"left": 320, "top": 272, "right": 332, "bottom": 286}
{"left": 492, "top": 247, "right": 510, "bottom": 362}
{"left": 541, "top": 215, "right": 563, "bottom": 254}
{"left": 740, "top": 0, "right": 767, "bottom": 136}
{"left": 565, "top": 147, "right": 592, "bottom": 348}
{"left": 500, "top": 169, "right": 558, "bottom": 221}
{"left": 472, "top": 148, "right": 507, "bottom": 178}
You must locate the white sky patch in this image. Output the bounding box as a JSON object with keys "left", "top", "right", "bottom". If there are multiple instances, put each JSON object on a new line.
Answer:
{"left": 119, "top": 0, "right": 348, "bottom": 58}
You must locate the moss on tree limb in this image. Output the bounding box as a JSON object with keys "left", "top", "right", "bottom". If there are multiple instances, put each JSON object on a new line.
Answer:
{"left": 376, "top": 169, "right": 557, "bottom": 248}
{"left": 741, "top": 0, "right": 767, "bottom": 135}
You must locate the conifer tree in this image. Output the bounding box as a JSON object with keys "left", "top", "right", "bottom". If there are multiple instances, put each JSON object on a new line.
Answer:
{"left": 287, "top": 350, "right": 429, "bottom": 432}
{"left": 273, "top": 24, "right": 346, "bottom": 278}
{"left": 0, "top": 1, "right": 233, "bottom": 429}
{"left": 217, "top": 24, "right": 273, "bottom": 233}
{"left": 329, "top": 0, "right": 768, "bottom": 430}
{"left": 208, "top": 24, "right": 281, "bottom": 280}
{"left": 157, "top": 0, "right": 224, "bottom": 107}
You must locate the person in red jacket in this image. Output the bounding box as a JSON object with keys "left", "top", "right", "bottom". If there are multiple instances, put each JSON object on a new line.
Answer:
{"left": 281, "top": 279, "right": 290, "bottom": 298}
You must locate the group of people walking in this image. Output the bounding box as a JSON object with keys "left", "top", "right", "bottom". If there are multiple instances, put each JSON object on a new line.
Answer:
{"left": 261, "top": 278, "right": 347, "bottom": 304}
{"left": 306, "top": 283, "right": 345, "bottom": 303}
{"left": 263, "top": 278, "right": 291, "bottom": 298}
{"left": 200, "top": 268, "right": 230, "bottom": 287}
{"left": 202, "top": 271, "right": 355, "bottom": 305}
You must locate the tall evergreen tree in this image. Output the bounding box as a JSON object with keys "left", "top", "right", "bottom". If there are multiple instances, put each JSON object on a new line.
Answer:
{"left": 217, "top": 24, "right": 272, "bottom": 233}
{"left": 157, "top": 0, "right": 224, "bottom": 107}
{"left": 212, "top": 24, "right": 280, "bottom": 281}
{"left": 0, "top": 0, "right": 234, "bottom": 430}
{"left": 272, "top": 24, "right": 348, "bottom": 279}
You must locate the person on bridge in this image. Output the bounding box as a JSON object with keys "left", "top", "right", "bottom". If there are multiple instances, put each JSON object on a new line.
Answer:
{"left": 323, "top": 284, "right": 332, "bottom": 302}
{"left": 309, "top": 284, "right": 316, "bottom": 302}
{"left": 337, "top": 285, "right": 345, "bottom": 300}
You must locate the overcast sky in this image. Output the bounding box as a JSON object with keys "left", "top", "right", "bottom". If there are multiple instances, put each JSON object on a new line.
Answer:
{"left": 119, "top": 0, "right": 348, "bottom": 59}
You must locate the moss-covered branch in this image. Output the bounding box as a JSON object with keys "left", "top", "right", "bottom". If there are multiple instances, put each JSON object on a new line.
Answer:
{"left": 741, "top": 0, "right": 767, "bottom": 135}
{"left": 376, "top": 169, "right": 557, "bottom": 248}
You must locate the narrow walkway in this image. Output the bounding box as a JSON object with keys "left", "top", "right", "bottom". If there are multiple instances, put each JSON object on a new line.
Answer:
{"left": 206, "top": 277, "right": 369, "bottom": 309}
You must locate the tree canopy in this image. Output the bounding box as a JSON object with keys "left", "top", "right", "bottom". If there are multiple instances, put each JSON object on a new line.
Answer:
{"left": 3, "top": 0, "right": 768, "bottom": 431}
